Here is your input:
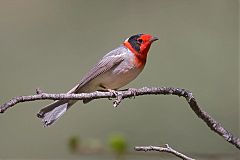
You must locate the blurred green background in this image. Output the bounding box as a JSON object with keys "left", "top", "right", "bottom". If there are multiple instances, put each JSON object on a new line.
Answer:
{"left": 0, "top": 0, "right": 239, "bottom": 159}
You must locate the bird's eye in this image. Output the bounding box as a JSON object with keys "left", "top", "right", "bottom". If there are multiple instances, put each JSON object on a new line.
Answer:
{"left": 137, "top": 38, "right": 143, "bottom": 44}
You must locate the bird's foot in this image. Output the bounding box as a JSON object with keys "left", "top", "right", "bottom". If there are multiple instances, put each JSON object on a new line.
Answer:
{"left": 106, "top": 89, "right": 123, "bottom": 107}
{"left": 107, "top": 89, "right": 118, "bottom": 99}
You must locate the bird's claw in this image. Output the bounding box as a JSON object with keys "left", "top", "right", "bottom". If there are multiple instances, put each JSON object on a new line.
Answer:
{"left": 107, "top": 89, "right": 123, "bottom": 107}
{"left": 107, "top": 89, "right": 118, "bottom": 98}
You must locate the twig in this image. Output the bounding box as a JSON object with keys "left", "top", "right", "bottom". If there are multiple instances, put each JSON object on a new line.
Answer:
{"left": 134, "top": 144, "right": 195, "bottom": 160}
{"left": 0, "top": 87, "right": 239, "bottom": 149}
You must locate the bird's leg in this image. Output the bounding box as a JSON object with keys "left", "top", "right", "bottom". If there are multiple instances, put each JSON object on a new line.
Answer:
{"left": 107, "top": 89, "right": 118, "bottom": 97}
{"left": 105, "top": 89, "right": 123, "bottom": 107}
{"left": 98, "top": 86, "right": 123, "bottom": 107}
{"left": 97, "top": 89, "right": 119, "bottom": 100}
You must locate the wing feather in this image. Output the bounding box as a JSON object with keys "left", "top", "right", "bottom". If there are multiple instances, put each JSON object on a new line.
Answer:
{"left": 69, "top": 46, "right": 127, "bottom": 93}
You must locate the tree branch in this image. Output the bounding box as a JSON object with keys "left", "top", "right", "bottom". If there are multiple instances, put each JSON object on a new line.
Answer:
{"left": 0, "top": 87, "right": 239, "bottom": 150}
{"left": 135, "top": 144, "right": 195, "bottom": 160}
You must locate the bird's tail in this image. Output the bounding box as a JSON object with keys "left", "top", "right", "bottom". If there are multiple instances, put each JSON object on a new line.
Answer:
{"left": 37, "top": 100, "right": 76, "bottom": 127}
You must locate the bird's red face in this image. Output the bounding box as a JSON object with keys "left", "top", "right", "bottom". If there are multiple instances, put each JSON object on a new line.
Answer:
{"left": 123, "top": 34, "right": 158, "bottom": 67}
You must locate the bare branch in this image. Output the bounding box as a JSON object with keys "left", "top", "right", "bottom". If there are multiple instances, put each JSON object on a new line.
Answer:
{"left": 135, "top": 144, "right": 195, "bottom": 160}
{"left": 0, "top": 87, "right": 239, "bottom": 149}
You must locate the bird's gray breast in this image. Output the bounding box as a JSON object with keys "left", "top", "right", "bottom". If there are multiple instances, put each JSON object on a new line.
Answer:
{"left": 97, "top": 54, "right": 143, "bottom": 89}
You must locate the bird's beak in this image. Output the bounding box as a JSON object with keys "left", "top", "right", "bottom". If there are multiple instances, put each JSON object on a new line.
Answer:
{"left": 150, "top": 36, "right": 159, "bottom": 42}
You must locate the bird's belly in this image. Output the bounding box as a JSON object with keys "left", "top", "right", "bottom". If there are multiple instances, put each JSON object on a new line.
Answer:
{"left": 98, "top": 66, "right": 143, "bottom": 90}
{"left": 78, "top": 70, "right": 140, "bottom": 93}
{"left": 78, "top": 58, "right": 144, "bottom": 93}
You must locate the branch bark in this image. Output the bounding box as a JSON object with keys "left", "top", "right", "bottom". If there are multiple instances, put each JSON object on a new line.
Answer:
{"left": 0, "top": 87, "right": 239, "bottom": 150}
{"left": 135, "top": 144, "right": 195, "bottom": 160}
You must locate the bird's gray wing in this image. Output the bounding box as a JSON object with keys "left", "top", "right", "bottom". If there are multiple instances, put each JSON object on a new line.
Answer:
{"left": 68, "top": 46, "right": 126, "bottom": 93}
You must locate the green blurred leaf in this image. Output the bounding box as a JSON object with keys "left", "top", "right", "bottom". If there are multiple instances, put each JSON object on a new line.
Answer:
{"left": 68, "top": 136, "right": 80, "bottom": 153}
{"left": 108, "top": 134, "right": 127, "bottom": 155}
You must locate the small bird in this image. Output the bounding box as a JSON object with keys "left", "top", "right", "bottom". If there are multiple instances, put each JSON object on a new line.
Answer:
{"left": 37, "top": 33, "right": 158, "bottom": 127}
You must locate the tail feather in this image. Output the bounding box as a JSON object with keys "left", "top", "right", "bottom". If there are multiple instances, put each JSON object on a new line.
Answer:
{"left": 37, "top": 84, "right": 80, "bottom": 127}
{"left": 37, "top": 100, "right": 73, "bottom": 127}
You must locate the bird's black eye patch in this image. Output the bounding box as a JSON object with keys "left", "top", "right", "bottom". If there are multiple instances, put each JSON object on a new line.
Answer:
{"left": 137, "top": 38, "right": 143, "bottom": 44}
{"left": 127, "top": 34, "right": 143, "bottom": 53}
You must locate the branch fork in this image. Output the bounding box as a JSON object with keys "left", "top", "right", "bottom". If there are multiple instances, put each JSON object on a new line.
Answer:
{"left": 135, "top": 144, "right": 195, "bottom": 160}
